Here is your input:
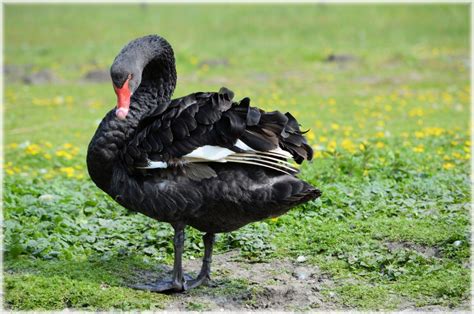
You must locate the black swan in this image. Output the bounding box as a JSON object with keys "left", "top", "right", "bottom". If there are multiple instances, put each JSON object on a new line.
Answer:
{"left": 87, "top": 35, "right": 321, "bottom": 292}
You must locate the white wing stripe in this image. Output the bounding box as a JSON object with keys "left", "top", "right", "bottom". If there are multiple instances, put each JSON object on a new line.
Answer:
{"left": 184, "top": 145, "right": 234, "bottom": 160}
{"left": 137, "top": 161, "right": 168, "bottom": 169}
{"left": 236, "top": 153, "right": 296, "bottom": 168}
{"left": 138, "top": 143, "right": 296, "bottom": 175}
{"left": 235, "top": 139, "right": 254, "bottom": 151}
{"left": 235, "top": 139, "right": 292, "bottom": 158}
{"left": 225, "top": 156, "right": 298, "bottom": 173}
{"left": 223, "top": 159, "right": 293, "bottom": 175}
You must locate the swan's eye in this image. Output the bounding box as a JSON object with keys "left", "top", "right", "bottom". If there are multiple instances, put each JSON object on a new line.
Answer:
{"left": 111, "top": 72, "right": 130, "bottom": 88}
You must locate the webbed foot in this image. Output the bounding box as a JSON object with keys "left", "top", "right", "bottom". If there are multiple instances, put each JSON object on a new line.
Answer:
{"left": 184, "top": 274, "right": 210, "bottom": 290}
{"left": 131, "top": 280, "right": 182, "bottom": 292}
{"left": 131, "top": 274, "right": 193, "bottom": 293}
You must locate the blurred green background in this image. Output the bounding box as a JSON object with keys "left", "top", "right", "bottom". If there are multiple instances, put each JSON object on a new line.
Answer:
{"left": 3, "top": 4, "right": 471, "bottom": 311}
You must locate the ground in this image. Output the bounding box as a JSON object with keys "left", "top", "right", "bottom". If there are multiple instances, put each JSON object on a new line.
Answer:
{"left": 3, "top": 4, "right": 471, "bottom": 311}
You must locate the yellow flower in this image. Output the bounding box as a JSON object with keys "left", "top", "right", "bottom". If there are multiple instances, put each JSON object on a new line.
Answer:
{"left": 327, "top": 140, "right": 337, "bottom": 152}
{"left": 313, "top": 151, "right": 323, "bottom": 158}
{"left": 452, "top": 152, "right": 462, "bottom": 159}
{"left": 189, "top": 56, "right": 198, "bottom": 65}
{"left": 5, "top": 169, "right": 14, "bottom": 175}
{"left": 442, "top": 92, "right": 453, "bottom": 104}
{"left": 465, "top": 140, "right": 471, "bottom": 147}
{"left": 409, "top": 108, "right": 424, "bottom": 117}
{"left": 25, "top": 144, "right": 41, "bottom": 155}
{"left": 63, "top": 143, "right": 73, "bottom": 149}
{"left": 375, "top": 142, "right": 385, "bottom": 149}
{"left": 375, "top": 131, "right": 385, "bottom": 138}
{"left": 341, "top": 139, "right": 356, "bottom": 153}
{"left": 65, "top": 96, "right": 74, "bottom": 104}
{"left": 53, "top": 96, "right": 64, "bottom": 105}
{"left": 7, "top": 143, "right": 18, "bottom": 149}
{"left": 32, "top": 97, "right": 47, "bottom": 106}
{"left": 59, "top": 167, "right": 75, "bottom": 177}
{"left": 306, "top": 130, "right": 315, "bottom": 141}
{"left": 89, "top": 100, "right": 103, "bottom": 109}
{"left": 331, "top": 123, "right": 340, "bottom": 130}
{"left": 423, "top": 127, "right": 444, "bottom": 137}
{"left": 417, "top": 94, "right": 427, "bottom": 102}
{"left": 319, "top": 136, "right": 328, "bottom": 143}
{"left": 443, "top": 162, "right": 454, "bottom": 170}
{"left": 328, "top": 98, "right": 336, "bottom": 106}
{"left": 412, "top": 145, "right": 424, "bottom": 153}
{"left": 414, "top": 131, "right": 425, "bottom": 138}
{"left": 56, "top": 150, "right": 73, "bottom": 160}
{"left": 43, "top": 153, "right": 52, "bottom": 160}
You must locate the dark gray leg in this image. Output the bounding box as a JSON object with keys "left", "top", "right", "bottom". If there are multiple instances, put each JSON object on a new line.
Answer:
{"left": 131, "top": 225, "right": 186, "bottom": 292}
{"left": 170, "top": 227, "right": 185, "bottom": 290}
{"left": 185, "top": 233, "right": 215, "bottom": 290}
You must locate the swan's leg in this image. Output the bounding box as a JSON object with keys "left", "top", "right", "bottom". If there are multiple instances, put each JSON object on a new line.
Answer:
{"left": 131, "top": 226, "right": 187, "bottom": 293}
{"left": 170, "top": 226, "right": 185, "bottom": 290}
{"left": 185, "top": 233, "right": 215, "bottom": 290}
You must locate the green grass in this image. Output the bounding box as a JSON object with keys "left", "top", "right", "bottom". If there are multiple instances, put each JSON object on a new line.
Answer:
{"left": 3, "top": 4, "right": 471, "bottom": 311}
{"left": 5, "top": 257, "right": 170, "bottom": 310}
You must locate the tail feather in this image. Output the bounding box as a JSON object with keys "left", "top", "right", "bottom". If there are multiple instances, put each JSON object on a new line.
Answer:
{"left": 239, "top": 104, "right": 313, "bottom": 164}
{"left": 219, "top": 88, "right": 314, "bottom": 166}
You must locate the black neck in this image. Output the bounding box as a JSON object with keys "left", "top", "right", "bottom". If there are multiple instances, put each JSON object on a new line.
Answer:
{"left": 117, "top": 35, "right": 177, "bottom": 111}
{"left": 87, "top": 35, "right": 177, "bottom": 192}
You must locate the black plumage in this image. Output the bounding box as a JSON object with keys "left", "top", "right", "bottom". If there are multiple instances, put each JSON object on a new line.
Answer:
{"left": 87, "top": 34, "right": 321, "bottom": 292}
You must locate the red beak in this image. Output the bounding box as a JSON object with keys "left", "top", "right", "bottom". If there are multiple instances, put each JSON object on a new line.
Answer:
{"left": 113, "top": 75, "right": 131, "bottom": 120}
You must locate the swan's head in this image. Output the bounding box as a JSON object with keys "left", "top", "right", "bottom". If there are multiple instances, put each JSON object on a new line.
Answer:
{"left": 110, "top": 64, "right": 141, "bottom": 120}
{"left": 110, "top": 34, "right": 176, "bottom": 120}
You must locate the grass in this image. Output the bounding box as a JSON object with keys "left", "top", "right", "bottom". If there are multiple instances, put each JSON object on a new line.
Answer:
{"left": 3, "top": 3, "right": 471, "bottom": 311}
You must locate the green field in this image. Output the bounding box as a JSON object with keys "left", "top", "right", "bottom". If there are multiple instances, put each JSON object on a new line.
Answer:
{"left": 3, "top": 4, "right": 471, "bottom": 311}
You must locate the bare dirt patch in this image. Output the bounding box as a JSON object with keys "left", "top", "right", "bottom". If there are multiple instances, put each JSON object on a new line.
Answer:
{"left": 5, "top": 64, "right": 61, "bottom": 85}
{"left": 128, "top": 250, "right": 337, "bottom": 311}
{"left": 324, "top": 53, "right": 358, "bottom": 64}
{"left": 82, "top": 69, "right": 110, "bottom": 83}
{"left": 385, "top": 241, "right": 441, "bottom": 258}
